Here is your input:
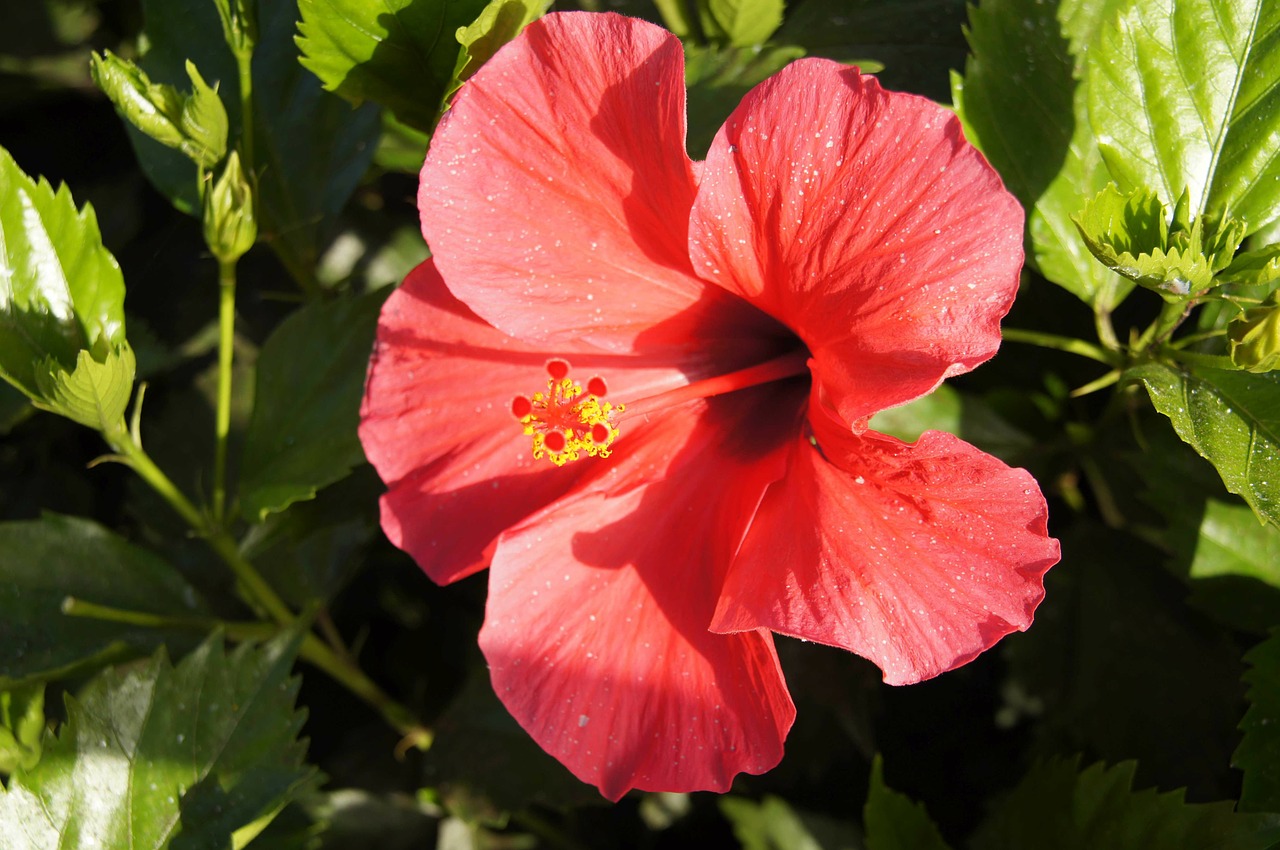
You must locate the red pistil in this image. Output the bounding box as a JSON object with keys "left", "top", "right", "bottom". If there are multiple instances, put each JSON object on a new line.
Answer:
{"left": 619, "top": 350, "right": 810, "bottom": 422}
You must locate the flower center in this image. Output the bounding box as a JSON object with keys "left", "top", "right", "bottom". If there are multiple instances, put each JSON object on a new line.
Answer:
{"left": 511, "top": 351, "right": 810, "bottom": 467}
{"left": 512, "top": 360, "right": 623, "bottom": 466}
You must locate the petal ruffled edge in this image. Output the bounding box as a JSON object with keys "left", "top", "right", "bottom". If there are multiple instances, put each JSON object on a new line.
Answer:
{"left": 689, "top": 59, "right": 1025, "bottom": 424}
{"left": 480, "top": 381, "right": 804, "bottom": 798}
{"left": 713, "top": 405, "right": 1059, "bottom": 685}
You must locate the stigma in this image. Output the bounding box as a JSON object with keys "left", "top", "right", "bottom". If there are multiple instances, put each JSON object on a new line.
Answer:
{"left": 511, "top": 360, "right": 623, "bottom": 466}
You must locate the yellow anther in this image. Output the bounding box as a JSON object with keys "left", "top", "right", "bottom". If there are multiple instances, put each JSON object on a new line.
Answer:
{"left": 511, "top": 361, "right": 622, "bottom": 466}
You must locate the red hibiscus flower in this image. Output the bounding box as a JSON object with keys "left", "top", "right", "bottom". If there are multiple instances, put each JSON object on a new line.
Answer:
{"left": 360, "top": 11, "right": 1059, "bottom": 799}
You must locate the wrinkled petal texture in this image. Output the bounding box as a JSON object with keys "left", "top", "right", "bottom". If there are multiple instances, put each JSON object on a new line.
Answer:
{"left": 360, "top": 261, "right": 705, "bottom": 584}
{"left": 689, "top": 60, "right": 1025, "bottom": 424}
{"left": 421, "top": 12, "right": 761, "bottom": 355}
{"left": 714, "top": 399, "right": 1059, "bottom": 685}
{"left": 481, "top": 383, "right": 804, "bottom": 799}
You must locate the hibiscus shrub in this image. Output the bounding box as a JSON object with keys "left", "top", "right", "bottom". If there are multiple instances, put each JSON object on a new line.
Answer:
{"left": 2, "top": 0, "right": 1280, "bottom": 847}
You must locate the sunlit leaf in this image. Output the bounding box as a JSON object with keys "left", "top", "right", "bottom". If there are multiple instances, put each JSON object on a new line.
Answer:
{"left": 1129, "top": 362, "right": 1280, "bottom": 527}
{"left": 0, "top": 514, "right": 209, "bottom": 687}
{"left": 451, "top": 0, "right": 549, "bottom": 92}
{"left": 0, "top": 145, "right": 128, "bottom": 404}
{"left": 699, "top": 0, "right": 786, "bottom": 47}
{"left": 1087, "top": 0, "right": 1280, "bottom": 230}
{"left": 0, "top": 684, "right": 44, "bottom": 775}
{"left": 954, "top": 0, "right": 1132, "bottom": 309}
{"left": 0, "top": 633, "right": 318, "bottom": 850}
{"left": 296, "top": 0, "right": 490, "bottom": 134}
{"left": 1236, "top": 630, "right": 1280, "bottom": 812}
{"left": 972, "top": 757, "right": 1280, "bottom": 849}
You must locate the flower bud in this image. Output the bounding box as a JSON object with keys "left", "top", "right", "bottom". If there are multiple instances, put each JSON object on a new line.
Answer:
{"left": 1229, "top": 291, "right": 1280, "bottom": 373}
{"left": 203, "top": 151, "right": 257, "bottom": 263}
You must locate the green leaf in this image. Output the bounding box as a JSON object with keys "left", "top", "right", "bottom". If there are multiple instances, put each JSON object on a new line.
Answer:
{"left": 31, "top": 344, "right": 136, "bottom": 431}
{"left": 971, "top": 757, "right": 1280, "bottom": 849}
{"left": 684, "top": 42, "right": 805, "bottom": 157}
{"left": 1007, "top": 523, "right": 1250, "bottom": 791}
{"left": 0, "top": 514, "right": 208, "bottom": 687}
{"left": 1189, "top": 499, "right": 1280, "bottom": 589}
{"left": 296, "top": 0, "right": 491, "bottom": 135}
{"left": 0, "top": 145, "right": 127, "bottom": 402}
{"left": 1221, "top": 243, "right": 1280, "bottom": 286}
{"left": 252, "top": 0, "right": 382, "bottom": 286}
{"left": 239, "top": 469, "right": 380, "bottom": 607}
{"left": 89, "top": 52, "right": 229, "bottom": 169}
{"left": 774, "top": 0, "right": 966, "bottom": 102}
{"left": 720, "top": 795, "right": 852, "bottom": 850}
{"left": 1236, "top": 630, "right": 1280, "bottom": 812}
{"left": 239, "top": 289, "right": 389, "bottom": 522}
{"left": 869, "top": 384, "right": 1032, "bottom": 463}
{"left": 130, "top": 0, "right": 380, "bottom": 284}
{"left": 863, "top": 756, "right": 952, "bottom": 850}
{"left": 699, "top": 0, "right": 786, "bottom": 47}
{"left": 0, "top": 633, "right": 318, "bottom": 850}
{"left": 450, "top": 0, "right": 549, "bottom": 93}
{"left": 954, "top": 0, "right": 1133, "bottom": 309}
{"left": 1072, "top": 185, "right": 1245, "bottom": 299}
{"left": 1087, "top": 0, "right": 1280, "bottom": 230}
{"left": 1128, "top": 361, "right": 1280, "bottom": 526}
{"left": 0, "top": 684, "right": 44, "bottom": 775}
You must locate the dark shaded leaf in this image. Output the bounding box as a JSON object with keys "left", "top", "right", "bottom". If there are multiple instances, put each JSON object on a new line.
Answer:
{"left": 0, "top": 514, "right": 208, "bottom": 687}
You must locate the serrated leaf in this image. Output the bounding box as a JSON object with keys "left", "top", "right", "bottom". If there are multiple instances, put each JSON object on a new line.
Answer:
{"left": 954, "top": 0, "right": 1133, "bottom": 309}
{"left": 1072, "top": 184, "right": 1223, "bottom": 298}
{"left": 0, "top": 514, "right": 208, "bottom": 687}
{"left": 178, "top": 60, "right": 230, "bottom": 169}
{"left": 296, "top": 0, "right": 491, "bottom": 134}
{"left": 1129, "top": 361, "right": 1280, "bottom": 526}
{"left": 130, "top": 0, "right": 379, "bottom": 285}
{"left": 699, "top": 0, "right": 786, "bottom": 47}
{"left": 31, "top": 344, "right": 135, "bottom": 430}
{"left": 0, "top": 684, "right": 45, "bottom": 775}
{"left": 0, "top": 632, "right": 318, "bottom": 850}
{"left": 971, "top": 757, "right": 1280, "bottom": 849}
{"left": 450, "top": 0, "right": 549, "bottom": 93}
{"left": 239, "top": 289, "right": 388, "bottom": 522}
{"left": 0, "top": 145, "right": 127, "bottom": 402}
{"left": 863, "top": 756, "right": 952, "bottom": 850}
{"left": 1236, "top": 630, "right": 1280, "bottom": 812}
{"left": 1087, "top": 0, "right": 1280, "bottom": 231}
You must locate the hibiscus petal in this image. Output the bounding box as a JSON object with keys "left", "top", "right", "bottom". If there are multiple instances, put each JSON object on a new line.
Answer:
{"left": 480, "top": 384, "right": 802, "bottom": 799}
{"left": 713, "top": 405, "right": 1059, "bottom": 686}
{"left": 421, "top": 12, "right": 756, "bottom": 353}
{"left": 359, "top": 261, "right": 693, "bottom": 584}
{"left": 689, "top": 59, "right": 1025, "bottom": 423}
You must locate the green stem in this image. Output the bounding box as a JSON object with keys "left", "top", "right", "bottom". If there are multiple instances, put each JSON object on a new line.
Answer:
{"left": 234, "top": 37, "right": 254, "bottom": 181}
{"left": 213, "top": 257, "right": 236, "bottom": 524}
{"left": 63, "top": 595, "right": 432, "bottom": 750}
{"left": 1135, "top": 299, "right": 1192, "bottom": 352}
{"left": 1001, "top": 327, "right": 1121, "bottom": 366}
{"left": 298, "top": 634, "right": 432, "bottom": 750}
{"left": 62, "top": 597, "right": 277, "bottom": 642}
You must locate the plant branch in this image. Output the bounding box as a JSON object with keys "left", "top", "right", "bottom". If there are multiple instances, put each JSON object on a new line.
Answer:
{"left": 213, "top": 257, "right": 237, "bottom": 524}
{"left": 1002, "top": 327, "right": 1122, "bottom": 366}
